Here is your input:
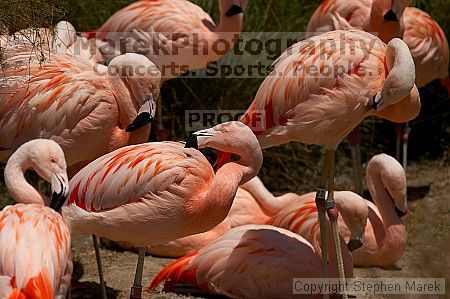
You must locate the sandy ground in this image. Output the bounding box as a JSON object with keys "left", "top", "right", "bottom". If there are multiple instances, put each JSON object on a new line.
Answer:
{"left": 0, "top": 159, "right": 448, "bottom": 298}
{"left": 66, "top": 159, "right": 449, "bottom": 299}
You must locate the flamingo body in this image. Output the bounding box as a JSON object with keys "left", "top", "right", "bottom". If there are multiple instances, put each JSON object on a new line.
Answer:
{"left": 0, "top": 204, "right": 72, "bottom": 299}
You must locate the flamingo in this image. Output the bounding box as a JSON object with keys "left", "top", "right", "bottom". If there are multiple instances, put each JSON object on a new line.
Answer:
{"left": 337, "top": 153, "right": 408, "bottom": 267}
{"left": 0, "top": 52, "right": 160, "bottom": 175}
{"left": 0, "top": 139, "right": 72, "bottom": 298}
{"left": 87, "top": 0, "right": 248, "bottom": 139}
{"left": 396, "top": 7, "right": 449, "bottom": 167}
{"left": 220, "top": 29, "right": 420, "bottom": 287}
{"left": 306, "top": 0, "right": 411, "bottom": 195}
{"left": 306, "top": 0, "right": 411, "bottom": 42}
{"left": 62, "top": 121, "right": 262, "bottom": 299}
{"left": 0, "top": 21, "right": 102, "bottom": 67}
{"left": 148, "top": 225, "right": 353, "bottom": 298}
{"left": 104, "top": 176, "right": 297, "bottom": 258}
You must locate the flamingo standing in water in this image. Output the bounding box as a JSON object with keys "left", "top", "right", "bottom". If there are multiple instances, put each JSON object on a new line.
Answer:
{"left": 337, "top": 153, "right": 408, "bottom": 267}
{"left": 149, "top": 224, "right": 355, "bottom": 298}
{"left": 0, "top": 52, "right": 160, "bottom": 175}
{"left": 88, "top": 0, "right": 248, "bottom": 139}
{"left": 306, "top": 0, "right": 411, "bottom": 195}
{"left": 225, "top": 29, "right": 419, "bottom": 287}
{"left": 0, "top": 139, "right": 71, "bottom": 298}
{"left": 62, "top": 121, "right": 262, "bottom": 299}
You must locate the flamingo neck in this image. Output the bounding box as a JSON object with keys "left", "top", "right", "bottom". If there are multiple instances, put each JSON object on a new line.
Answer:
{"left": 211, "top": 0, "right": 244, "bottom": 47}
{"left": 4, "top": 154, "right": 48, "bottom": 205}
{"left": 370, "top": 0, "right": 403, "bottom": 42}
{"left": 108, "top": 75, "right": 138, "bottom": 130}
{"left": 240, "top": 177, "right": 283, "bottom": 215}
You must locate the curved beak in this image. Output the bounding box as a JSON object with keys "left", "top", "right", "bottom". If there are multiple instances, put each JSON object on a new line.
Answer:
{"left": 184, "top": 129, "right": 214, "bottom": 149}
{"left": 50, "top": 172, "right": 69, "bottom": 212}
{"left": 126, "top": 94, "right": 156, "bottom": 132}
{"left": 384, "top": 9, "right": 399, "bottom": 21}
{"left": 395, "top": 206, "right": 407, "bottom": 218}
{"left": 347, "top": 239, "right": 363, "bottom": 252}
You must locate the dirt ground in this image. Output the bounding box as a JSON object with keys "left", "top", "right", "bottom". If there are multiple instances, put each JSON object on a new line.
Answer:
{"left": 65, "top": 159, "right": 449, "bottom": 299}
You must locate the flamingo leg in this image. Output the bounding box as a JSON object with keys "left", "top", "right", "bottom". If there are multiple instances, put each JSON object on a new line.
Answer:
{"left": 130, "top": 247, "right": 146, "bottom": 299}
{"left": 315, "top": 150, "right": 333, "bottom": 282}
{"left": 395, "top": 123, "right": 402, "bottom": 162}
{"left": 325, "top": 151, "right": 348, "bottom": 299}
{"left": 402, "top": 122, "right": 410, "bottom": 169}
{"left": 92, "top": 234, "right": 108, "bottom": 299}
{"left": 348, "top": 126, "right": 363, "bottom": 195}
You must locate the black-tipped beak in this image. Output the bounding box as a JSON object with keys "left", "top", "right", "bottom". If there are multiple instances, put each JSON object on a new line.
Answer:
{"left": 50, "top": 191, "right": 67, "bottom": 212}
{"left": 395, "top": 206, "right": 407, "bottom": 218}
{"left": 225, "top": 4, "right": 244, "bottom": 17}
{"left": 371, "top": 94, "right": 379, "bottom": 110}
{"left": 126, "top": 112, "right": 152, "bottom": 132}
{"left": 347, "top": 239, "right": 363, "bottom": 252}
{"left": 384, "top": 9, "right": 398, "bottom": 21}
{"left": 184, "top": 134, "right": 198, "bottom": 149}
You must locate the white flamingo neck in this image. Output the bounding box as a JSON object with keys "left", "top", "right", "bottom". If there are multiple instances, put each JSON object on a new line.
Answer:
{"left": 4, "top": 153, "right": 48, "bottom": 205}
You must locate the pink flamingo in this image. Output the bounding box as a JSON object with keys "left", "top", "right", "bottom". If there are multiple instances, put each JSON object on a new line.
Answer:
{"left": 224, "top": 29, "right": 419, "bottom": 285}
{"left": 0, "top": 139, "right": 72, "bottom": 298}
{"left": 148, "top": 224, "right": 353, "bottom": 298}
{"left": 306, "top": 0, "right": 412, "bottom": 195}
{"left": 0, "top": 52, "right": 160, "bottom": 175}
{"left": 306, "top": 0, "right": 411, "bottom": 42}
{"left": 110, "top": 176, "right": 296, "bottom": 258}
{"left": 338, "top": 153, "right": 408, "bottom": 267}
{"left": 62, "top": 121, "right": 262, "bottom": 299}
{"left": 87, "top": 0, "right": 248, "bottom": 139}
{"left": 396, "top": 7, "right": 449, "bottom": 167}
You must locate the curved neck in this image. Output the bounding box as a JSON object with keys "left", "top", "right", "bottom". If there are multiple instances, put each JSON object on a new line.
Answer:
{"left": 4, "top": 155, "right": 48, "bottom": 205}
{"left": 239, "top": 177, "right": 285, "bottom": 215}
{"left": 108, "top": 76, "right": 137, "bottom": 130}
{"left": 369, "top": 0, "right": 402, "bottom": 42}
{"left": 367, "top": 172, "right": 403, "bottom": 229}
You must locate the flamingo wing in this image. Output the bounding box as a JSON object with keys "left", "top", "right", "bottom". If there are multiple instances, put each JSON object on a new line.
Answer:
{"left": 240, "top": 30, "right": 385, "bottom": 147}
{"left": 0, "top": 54, "right": 114, "bottom": 156}
{"left": 150, "top": 225, "right": 321, "bottom": 298}
{"left": 67, "top": 141, "right": 213, "bottom": 213}
{"left": 0, "top": 204, "right": 72, "bottom": 298}
{"left": 402, "top": 7, "right": 449, "bottom": 86}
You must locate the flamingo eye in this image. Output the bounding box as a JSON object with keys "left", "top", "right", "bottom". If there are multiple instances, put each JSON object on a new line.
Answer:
{"left": 50, "top": 158, "right": 56, "bottom": 163}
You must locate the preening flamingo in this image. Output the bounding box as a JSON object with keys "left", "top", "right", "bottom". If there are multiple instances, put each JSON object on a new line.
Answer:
{"left": 0, "top": 139, "right": 71, "bottom": 298}
{"left": 149, "top": 225, "right": 351, "bottom": 298}
{"left": 231, "top": 29, "right": 419, "bottom": 286}
{"left": 307, "top": 0, "right": 412, "bottom": 195}
{"left": 0, "top": 52, "right": 160, "bottom": 175}
{"left": 88, "top": 0, "right": 248, "bottom": 138}
{"left": 62, "top": 121, "right": 262, "bottom": 299}
{"left": 338, "top": 153, "right": 408, "bottom": 267}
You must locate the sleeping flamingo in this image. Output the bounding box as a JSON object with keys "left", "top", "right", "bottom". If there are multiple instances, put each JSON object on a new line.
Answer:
{"left": 338, "top": 153, "right": 408, "bottom": 267}
{"left": 149, "top": 224, "right": 353, "bottom": 298}
{"left": 0, "top": 139, "right": 72, "bottom": 298}
{"left": 88, "top": 0, "right": 248, "bottom": 139}
{"left": 0, "top": 52, "right": 160, "bottom": 175}
{"left": 226, "top": 29, "right": 419, "bottom": 286}
{"left": 62, "top": 121, "right": 262, "bottom": 299}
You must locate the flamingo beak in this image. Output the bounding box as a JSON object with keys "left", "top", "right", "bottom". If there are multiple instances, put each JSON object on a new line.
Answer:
{"left": 50, "top": 172, "right": 69, "bottom": 212}
{"left": 225, "top": 2, "right": 244, "bottom": 17}
{"left": 185, "top": 130, "right": 214, "bottom": 149}
{"left": 384, "top": 9, "right": 399, "bottom": 21}
{"left": 126, "top": 95, "right": 156, "bottom": 132}
{"left": 395, "top": 206, "right": 407, "bottom": 218}
{"left": 347, "top": 239, "right": 363, "bottom": 252}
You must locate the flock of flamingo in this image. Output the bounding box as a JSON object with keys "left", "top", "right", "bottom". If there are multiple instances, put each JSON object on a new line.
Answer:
{"left": 0, "top": 0, "right": 448, "bottom": 298}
